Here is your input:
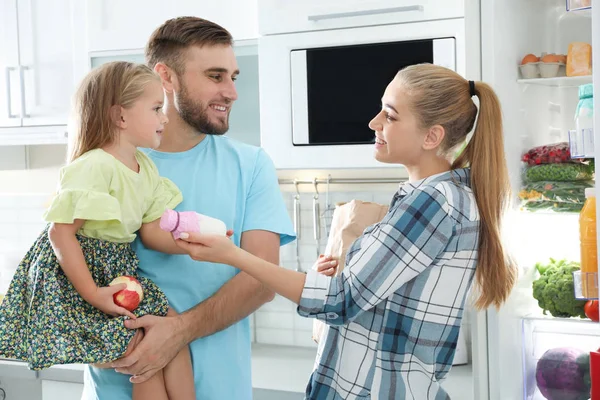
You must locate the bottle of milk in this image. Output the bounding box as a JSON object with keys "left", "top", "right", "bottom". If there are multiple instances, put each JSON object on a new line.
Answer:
{"left": 160, "top": 209, "right": 227, "bottom": 239}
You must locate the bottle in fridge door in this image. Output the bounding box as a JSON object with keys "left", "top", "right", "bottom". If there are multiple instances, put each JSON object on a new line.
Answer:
{"left": 570, "top": 83, "right": 595, "bottom": 159}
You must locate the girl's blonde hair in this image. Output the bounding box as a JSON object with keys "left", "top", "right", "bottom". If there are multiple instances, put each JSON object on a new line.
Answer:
{"left": 395, "top": 63, "right": 517, "bottom": 310}
{"left": 68, "top": 62, "right": 161, "bottom": 163}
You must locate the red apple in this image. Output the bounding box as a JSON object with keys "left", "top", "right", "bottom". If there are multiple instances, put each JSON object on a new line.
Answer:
{"left": 109, "top": 275, "right": 143, "bottom": 312}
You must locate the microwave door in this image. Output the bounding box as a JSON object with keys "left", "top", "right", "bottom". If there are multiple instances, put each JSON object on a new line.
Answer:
{"left": 290, "top": 37, "right": 456, "bottom": 147}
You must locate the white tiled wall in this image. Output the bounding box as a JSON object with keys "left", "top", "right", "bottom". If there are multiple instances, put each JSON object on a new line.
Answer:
{"left": 0, "top": 193, "right": 52, "bottom": 294}
{"left": 253, "top": 188, "right": 473, "bottom": 356}
{"left": 251, "top": 190, "right": 394, "bottom": 348}
{"left": 0, "top": 172, "right": 472, "bottom": 356}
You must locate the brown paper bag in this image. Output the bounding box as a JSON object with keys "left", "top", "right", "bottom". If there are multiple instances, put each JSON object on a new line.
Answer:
{"left": 311, "top": 200, "right": 389, "bottom": 344}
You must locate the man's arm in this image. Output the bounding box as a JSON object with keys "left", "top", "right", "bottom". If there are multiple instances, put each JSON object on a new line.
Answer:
{"left": 178, "top": 229, "right": 278, "bottom": 341}
{"left": 111, "top": 229, "right": 281, "bottom": 382}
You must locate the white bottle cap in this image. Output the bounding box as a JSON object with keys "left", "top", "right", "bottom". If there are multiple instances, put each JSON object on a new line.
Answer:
{"left": 585, "top": 187, "right": 595, "bottom": 198}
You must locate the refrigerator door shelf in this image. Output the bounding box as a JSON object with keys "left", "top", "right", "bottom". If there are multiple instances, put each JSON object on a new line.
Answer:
{"left": 573, "top": 270, "right": 599, "bottom": 300}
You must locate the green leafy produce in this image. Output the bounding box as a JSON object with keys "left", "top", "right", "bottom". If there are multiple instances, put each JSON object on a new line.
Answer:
{"left": 521, "top": 201, "right": 584, "bottom": 213}
{"left": 519, "top": 181, "right": 593, "bottom": 204}
{"left": 532, "top": 259, "right": 587, "bottom": 318}
{"left": 523, "top": 163, "right": 594, "bottom": 182}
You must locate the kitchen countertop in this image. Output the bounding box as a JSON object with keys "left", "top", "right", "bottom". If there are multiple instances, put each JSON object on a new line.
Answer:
{"left": 251, "top": 344, "right": 316, "bottom": 393}
{"left": 0, "top": 346, "right": 473, "bottom": 397}
{"left": 0, "top": 344, "right": 315, "bottom": 389}
{"left": 251, "top": 344, "right": 474, "bottom": 398}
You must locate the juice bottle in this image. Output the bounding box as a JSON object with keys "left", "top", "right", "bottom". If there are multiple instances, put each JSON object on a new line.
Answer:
{"left": 580, "top": 187, "right": 598, "bottom": 298}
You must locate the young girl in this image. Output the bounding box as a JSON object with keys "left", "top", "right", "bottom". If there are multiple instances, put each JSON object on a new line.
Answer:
{"left": 175, "top": 64, "right": 518, "bottom": 399}
{"left": 0, "top": 62, "right": 195, "bottom": 400}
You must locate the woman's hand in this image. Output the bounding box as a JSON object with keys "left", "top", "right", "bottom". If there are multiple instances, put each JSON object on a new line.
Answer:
{"left": 314, "top": 255, "right": 338, "bottom": 277}
{"left": 176, "top": 231, "right": 240, "bottom": 265}
{"left": 87, "top": 284, "right": 137, "bottom": 320}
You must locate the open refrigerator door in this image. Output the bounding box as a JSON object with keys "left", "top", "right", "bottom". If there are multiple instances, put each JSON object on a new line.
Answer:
{"left": 474, "top": 0, "right": 598, "bottom": 399}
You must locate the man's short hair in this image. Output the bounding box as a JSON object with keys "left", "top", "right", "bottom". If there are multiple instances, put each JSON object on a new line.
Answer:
{"left": 146, "top": 16, "right": 233, "bottom": 75}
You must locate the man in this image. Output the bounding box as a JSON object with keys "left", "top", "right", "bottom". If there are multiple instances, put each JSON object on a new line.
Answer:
{"left": 82, "top": 17, "right": 295, "bottom": 400}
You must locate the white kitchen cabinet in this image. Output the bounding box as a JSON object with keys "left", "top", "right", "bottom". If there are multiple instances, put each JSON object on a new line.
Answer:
{"left": 86, "top": 0, "right": 259, "bottom": 52}
{"left": 0, "top": 0, "right": 86, "bottom": 145}
{"left": 0, "top": 0, "right": 22, "bottom": 128}
{"left": 0, "top": 378, "right": 41, "bottom": 399}
{"left": 257, "top": 0, "right": 464, "bottom": 36}
{"left": 42, "top": 380, "right": 83, "bottom": 400}
{"left": 17, "top": 0, "right": 75, "bottom": 127}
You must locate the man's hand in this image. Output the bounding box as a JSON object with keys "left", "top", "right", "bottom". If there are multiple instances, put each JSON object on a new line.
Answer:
{"left": 92, "top": 329, "right": 145, "bottom": 369}
{"left": 110, "top": 314, "right": 187, "bottom": 383}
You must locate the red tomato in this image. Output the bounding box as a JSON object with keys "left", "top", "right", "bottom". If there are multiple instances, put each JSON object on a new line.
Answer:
{"left": 584, "top": 300, "right": 599, "bottom": 322}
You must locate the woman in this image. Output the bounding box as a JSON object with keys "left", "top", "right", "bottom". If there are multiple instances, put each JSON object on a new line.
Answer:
{"left": 177, "top": 64, "right": 517, "bottom": 399}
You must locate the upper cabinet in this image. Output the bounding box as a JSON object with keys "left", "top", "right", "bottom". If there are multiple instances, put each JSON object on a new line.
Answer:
{"left": 0, "top": 0, "right": 86, "bottom": 144}
{"left": 0, "top": 0, "right": 78, "bottom": 127}
{"left": 86, "top": 0, "right": 259, "bottom": 52}
{"left": 257, "top": 0, "right": 464, "bottom": 36}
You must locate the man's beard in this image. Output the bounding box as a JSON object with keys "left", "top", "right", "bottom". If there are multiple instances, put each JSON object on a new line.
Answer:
{"left": 175, "top": 82, "right": 230, "bottom": 136}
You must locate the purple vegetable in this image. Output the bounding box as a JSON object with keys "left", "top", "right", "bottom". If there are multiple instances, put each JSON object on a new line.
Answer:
{"left": 536, "top": 347, "right": 590, "bottom": 400}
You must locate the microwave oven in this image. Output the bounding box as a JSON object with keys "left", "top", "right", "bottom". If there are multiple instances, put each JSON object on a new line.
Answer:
{"left": 258, "top": 18, "right": 466, "bottom": 169}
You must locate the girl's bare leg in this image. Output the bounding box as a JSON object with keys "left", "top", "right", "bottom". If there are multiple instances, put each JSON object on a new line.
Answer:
{"left": 163, "top": 307, "right": 195, "bottom": 399}
{"left": 92, "top": 311, "right": 194, "bottom": 400}
{"left": 112, "top": 329, "right": 166, "bottom": 400}
{"left": 92, "top": 329, "right": 169, "bottom": 400}
{"left": 132, "top": 369, "right": 168, "bottom": 400}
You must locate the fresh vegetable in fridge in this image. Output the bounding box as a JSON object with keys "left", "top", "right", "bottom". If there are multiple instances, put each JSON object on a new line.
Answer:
{"left": 519, "top": 181, "right": 593, "bottom": 204}
{"left": 521, "top": 201, "right": 584, "bottom": 213}
{"left": 523, "top": 163, "right": 594, "bottom": 182}
{"left": 575, "top": 352, "right": 591, "bottom": 390}
{"left": 584, "top": 300, "right": 599, "bottom": 322}
{"left": 522, "top": 142, "right": 577, "bottom": 165}
{"left": 535, "top": 347, "right": 590, "bottom": 400}
{"left": 532, "top": 259, "right": 587, "bottom": 318}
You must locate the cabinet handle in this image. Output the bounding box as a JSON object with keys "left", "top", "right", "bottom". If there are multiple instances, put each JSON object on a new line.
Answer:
{"left": 18, "top": 66, "right": 30, "bottom": 118}
{"left": 308, "top": 5, "right": 424, "bottom": 22}
{"left": 4, "top": 67, "right": 18, "bottom": 118}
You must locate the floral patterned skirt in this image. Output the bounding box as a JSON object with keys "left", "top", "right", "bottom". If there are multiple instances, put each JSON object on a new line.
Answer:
{"left": 0, "top": 227, "right": 169, "bottom": 370}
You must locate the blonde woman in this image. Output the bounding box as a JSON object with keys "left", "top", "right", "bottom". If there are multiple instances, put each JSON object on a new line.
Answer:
{"left": 177, "top": 64, "right": 518, "bottom": 399}
{"left": 0, "top": 62, "right": 195, "bottom": 400}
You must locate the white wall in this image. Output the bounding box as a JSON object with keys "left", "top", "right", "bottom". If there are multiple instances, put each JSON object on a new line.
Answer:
{"left": 0, "top": 145, "right": 66, "bottom": 193}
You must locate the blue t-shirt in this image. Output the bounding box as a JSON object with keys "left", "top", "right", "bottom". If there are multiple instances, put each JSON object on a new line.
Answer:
{"left": 83, "top": 135, "right": 296, "bottom": 400}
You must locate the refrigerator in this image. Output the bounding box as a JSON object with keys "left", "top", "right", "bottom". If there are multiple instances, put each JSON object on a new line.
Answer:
{"left": 465, "top": 0, "right": 599, "bottom": 399}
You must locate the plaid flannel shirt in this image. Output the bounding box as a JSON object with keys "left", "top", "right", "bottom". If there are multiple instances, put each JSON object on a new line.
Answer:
{"left": 298, "top": 168, "right": 479, "bottom": 400}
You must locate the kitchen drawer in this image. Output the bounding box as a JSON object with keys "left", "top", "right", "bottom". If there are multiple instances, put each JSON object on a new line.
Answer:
{"left": 258, "top": 0, "right": 464, "bottom": 36}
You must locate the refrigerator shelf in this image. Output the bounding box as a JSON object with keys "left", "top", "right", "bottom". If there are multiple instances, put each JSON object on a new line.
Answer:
{"left": 566, "top": 0, "right": 592, "bottom": 13}
{"left": 573, "top": 270, "right": 599, "bottom": 300}
{"left": 522, "top": 314, "right": 597, "bottom": 330}
{"left": 517, "top": 75, "right": 593, "bottom": 87}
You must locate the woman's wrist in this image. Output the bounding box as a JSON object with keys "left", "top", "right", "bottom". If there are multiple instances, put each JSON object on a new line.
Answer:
{"left": 226, "top": 246, "right": 246, "bottom": 269}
